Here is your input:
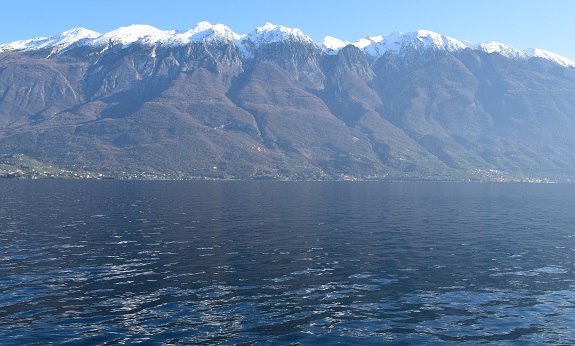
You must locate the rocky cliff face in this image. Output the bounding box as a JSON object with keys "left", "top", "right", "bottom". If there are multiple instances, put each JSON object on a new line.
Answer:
{"left": 2, "top": 27, "right": 575, "bottom": 181}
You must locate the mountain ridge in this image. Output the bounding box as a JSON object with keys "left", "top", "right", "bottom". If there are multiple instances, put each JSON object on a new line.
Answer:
{"left": 1, "top": 22, "right": 575, "bottom": 181}
{"left": 2, "top": 22, "right": 574, "bottom": 67}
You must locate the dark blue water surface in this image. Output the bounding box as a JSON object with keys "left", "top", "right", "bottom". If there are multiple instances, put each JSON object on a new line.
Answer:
{"left": 1, "top": 180, "right": 575, "bottom": 345}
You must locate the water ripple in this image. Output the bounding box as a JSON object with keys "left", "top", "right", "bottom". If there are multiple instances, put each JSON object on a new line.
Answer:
{"left": 2, "top": 181, "right": 575, "bottom": 344}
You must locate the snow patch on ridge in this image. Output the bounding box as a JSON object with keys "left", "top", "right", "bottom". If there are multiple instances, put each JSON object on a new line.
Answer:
{"left": 523, "top": 48, "right": 575, "bottom": 67}
{"left": 320, "top": 30, "right": 467, "bottom": 58}
{"left": 320, "top": 30, "right": 574, "bottom": 67}
{"left": 404, "top": 30, "right": 467, "bottom": 52}
{"left": 471, "top": 42, "right": 528, "bottom": 59}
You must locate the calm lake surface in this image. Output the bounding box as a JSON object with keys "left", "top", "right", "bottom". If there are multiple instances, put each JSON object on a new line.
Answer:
{"left": 1, "top": 180, "right": 575, "bottom": 345}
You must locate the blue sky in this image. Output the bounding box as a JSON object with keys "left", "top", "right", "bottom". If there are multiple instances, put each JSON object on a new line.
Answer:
{"left": 2, "top": 0, "right": 574, "bottom": 59}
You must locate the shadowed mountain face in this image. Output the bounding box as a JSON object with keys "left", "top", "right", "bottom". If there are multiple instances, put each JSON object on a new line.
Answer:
{"left": 1, "top": 38, "right": 575, "bottom": 180}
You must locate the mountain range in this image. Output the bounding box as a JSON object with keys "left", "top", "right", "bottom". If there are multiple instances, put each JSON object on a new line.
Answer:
{"left": 1, "top": 22, "right": 575, "bottom": 181}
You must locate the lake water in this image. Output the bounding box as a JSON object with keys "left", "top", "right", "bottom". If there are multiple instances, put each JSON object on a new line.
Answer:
{"left": 1, "top": 181, "right": 575, "bottom": 345}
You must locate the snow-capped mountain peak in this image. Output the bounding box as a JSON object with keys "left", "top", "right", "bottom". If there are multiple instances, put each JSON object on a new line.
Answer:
{"left": 234, "top": 22, "right": 316, "bottom": 58}
{"left": 245, "top": 22, "right": 314, "bottom": 44}
{"left": 400, "top": 30, "right": 467, "bottom": 53}
{"left": 321, "top": 36, "right": 349, "bottom": 54}
{"left": 178, "top": 21, "right": 242, "bottom": 42}
{"left": 353, "top": 36, "right": 384, "bottom": 49}
{"left": 54, "top": 27, "right": 102, "bottom": 45}
{"left": 0, "top": 27, "right": 101, "bottom": 53}
{"left": 89, "top": 24, "right": 175, "bottom": 46}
